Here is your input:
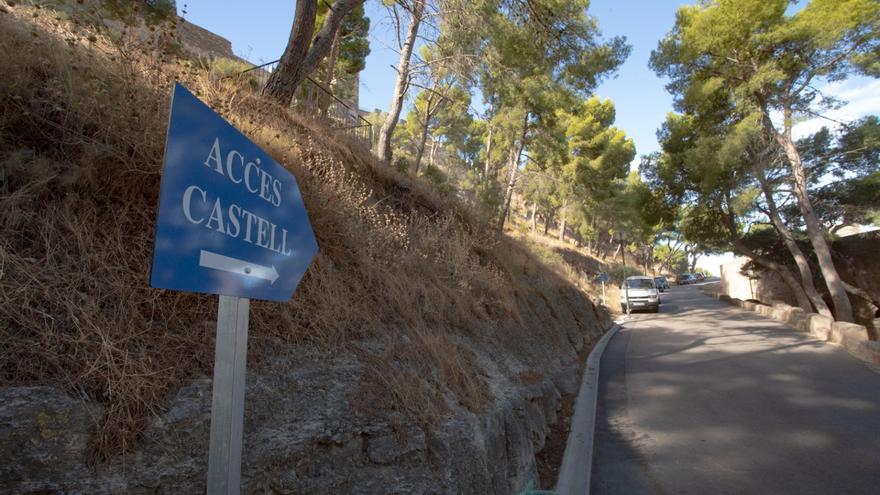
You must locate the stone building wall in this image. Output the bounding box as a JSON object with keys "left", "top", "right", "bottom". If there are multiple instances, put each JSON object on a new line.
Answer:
{"left": 176, "top": 19, "right": 237, "bottom": 61}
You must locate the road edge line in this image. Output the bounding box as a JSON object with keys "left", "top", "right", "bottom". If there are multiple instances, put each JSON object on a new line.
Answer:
{"left": 554, "top": 322, "right": 623, "bottom": 495}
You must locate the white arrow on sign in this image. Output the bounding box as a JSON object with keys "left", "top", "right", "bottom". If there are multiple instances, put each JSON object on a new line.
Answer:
{"left": 199, "top": 250, "right": 279, "bottom": 284}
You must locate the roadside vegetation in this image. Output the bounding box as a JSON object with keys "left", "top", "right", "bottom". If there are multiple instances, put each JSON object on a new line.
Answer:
{"left": 2, "top": 0, "right": 877, "bottom": 466}
{"left": 645, "top": 0, "right": 880, "bottom": 326}
{"left": 0, "top": 3, "right": 610, "bottom": 460}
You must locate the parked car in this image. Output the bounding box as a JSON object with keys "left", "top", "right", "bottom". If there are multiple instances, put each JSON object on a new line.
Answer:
{"left": 653, "top": 276, "right": 670, "bottom": 291}
{"left": 694, "top": 272, "right": 706, "bottom": 281}
{"left": 676, "top": 273, "right": 694, "bottom": 285}
{"left": 621, "top": 276, "right": 660, "bottom": 313}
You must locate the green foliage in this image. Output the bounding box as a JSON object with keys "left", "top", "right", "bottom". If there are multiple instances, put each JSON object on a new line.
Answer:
{"left": 606, "top": 261, "right": 644, "bottom": 283}
{"left": 480, "top": 0, "right": 629, "bottom": 110}
{"left": 793, "top": 115, "right": 880, "bottom": 227}
{"left": 390, "top": 117, "right": 420, "bottom": 166}
{"left": 807, "top": 116, "right": 880, "bottom": 178}
{"left": 563, "top": 97, "right": 636, "bottom": 198}
{"left": 654, "top": 242, "right": 686, "bottom": 272}
{"left": 651, "top": 0, "right": 879, "bottom": 127}
{"left": 638, "top": 0, "right": 880, "bottom": 291}
{"left": 813, "top": 171, "right": 880, "bottom": 227}
{"left": 208, "top": 57, "right": 253, "bottom": 77}
{"left": 314, "top": 2, "right": 370, "bottom": 74}
{"left": 422, "top": 164, "right": 453, "bottom": 193}
{"left": 381, "top": 0, "right": 631, "bottom": 234}
{"left": 334, "top": 4, "right": 371, "bottom": 76}
{"left": 521, "top": 238, "right": 567, "bottom": 268}
{"left": 432, "top": 86, "right": 473, "bottom": 146}
{"left": 642, "top": 109, "right": 751, "bottom": 258}
{"left": 678, "top": 204, "right": 732, "bottom": 252}
{"left": 510, "top": 92, "right": 640, "bottom": 253}
{"left": 313, "top": 1, "right": 370, "bottom": 99}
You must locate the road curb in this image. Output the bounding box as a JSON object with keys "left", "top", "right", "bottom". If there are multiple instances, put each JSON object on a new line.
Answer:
{"left": 707, "top": 290, "right": 880, "bottom": 366}
{"left": 555, "top": 322, "right": 623, "bottom": 495}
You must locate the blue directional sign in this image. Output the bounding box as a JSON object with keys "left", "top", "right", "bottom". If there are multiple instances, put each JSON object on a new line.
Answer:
{"left": 598, "top": 273, "right": 609, "bottom": 283}
{"left": 151, "top": 83, "right": 318, "bottom": 302}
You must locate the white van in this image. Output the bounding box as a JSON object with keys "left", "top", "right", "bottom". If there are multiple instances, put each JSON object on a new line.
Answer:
{"left": 621, "top": 276, "right": 660, "bottom": 313}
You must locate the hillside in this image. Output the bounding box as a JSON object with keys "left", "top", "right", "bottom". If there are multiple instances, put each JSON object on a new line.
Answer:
{"left": 0, "top": 4, "right": 611, "bottom": 493}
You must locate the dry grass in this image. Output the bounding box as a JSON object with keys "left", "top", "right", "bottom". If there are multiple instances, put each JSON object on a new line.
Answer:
{"left": 0, "top": 4, "right": 605, "bottom": 460}
{"left": 507, "top": 228, "right": 624, "bottom": 314}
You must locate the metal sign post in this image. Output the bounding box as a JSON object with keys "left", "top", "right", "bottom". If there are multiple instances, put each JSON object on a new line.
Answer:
{"left": 207, "top": 296, "right": 250, "bottom": 494}
{"left": 598, "top": 272, "right": 609, "bottom": 306}
{"left": 150, "top": 83, "right": 318, "bottom": 494}
{"left": 617, "top": 235, "right": 630, "bottom": 316}
{"left": 623, "top": 250, "right": 630, "bottom": 315}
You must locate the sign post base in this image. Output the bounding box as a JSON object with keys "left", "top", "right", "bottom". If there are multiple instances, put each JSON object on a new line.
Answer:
{"left": 207, "top": 295, "right": 250, "bottom": 495}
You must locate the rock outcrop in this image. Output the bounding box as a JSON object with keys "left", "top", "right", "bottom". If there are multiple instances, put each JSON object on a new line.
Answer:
{"left": 1, "top": 306, "right": 611, "bottom": 494}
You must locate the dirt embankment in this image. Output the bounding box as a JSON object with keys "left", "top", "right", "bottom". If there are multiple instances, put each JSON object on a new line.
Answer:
{"left": 0, "top": 4, "right": 611, "bottom": 493}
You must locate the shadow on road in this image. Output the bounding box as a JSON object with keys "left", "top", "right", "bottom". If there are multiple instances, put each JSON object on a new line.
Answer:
{"left": 592, "top": 285, "right": 880, "bottom": 495}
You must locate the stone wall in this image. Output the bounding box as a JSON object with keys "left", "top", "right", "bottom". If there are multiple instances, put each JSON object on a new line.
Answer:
{"left": 176, "top": 19, "right": 236, "bottom": 60}
{"left": 719, "top": 257, "right": 796, "bottom": 306}
{"left": 41, "top": 1, "right": 240, "bottom": 62}
{"left": 720, "top": 231, "right": 880, "bottom": 325}
{"left": 1, "top": 304, "right": 613, "bottom": 494}
{"left": 832, "top": 231, "right": 880, "bottom": 323}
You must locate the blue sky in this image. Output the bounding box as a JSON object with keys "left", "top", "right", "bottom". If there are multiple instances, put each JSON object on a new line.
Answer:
{"left": 177, "top": 1, "right": 879, "bottom": 273}
{"left": 178, "top": 1, "right": 878, "bottom": 159}
{"left": 588, "top": 0, "right": 687, "bottom": 157}
{"left": 179, "top": 0, "right": 688, "bottom": 157}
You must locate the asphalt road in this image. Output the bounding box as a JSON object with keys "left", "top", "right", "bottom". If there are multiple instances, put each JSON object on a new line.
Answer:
{"left": 591, "top": 282, "right": 880, "bottom": 495}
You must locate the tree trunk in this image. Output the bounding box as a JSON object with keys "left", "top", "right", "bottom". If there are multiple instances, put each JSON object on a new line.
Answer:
{"left": 722, "top": 198, "right": 814, "bottom": 311}
{"left": 498, "top": 112, "right": 529, "bottom": 231}
{"left": 841, "top": 281, "right": 879, "bottom": 327}
{"left": 483, "top": 125, "right": 493, "bottom": 194}
{"left": 756, "top": 167, "right": 832, "bottom": 317}
{"left": 544, "top": 214, "right": 551, "bottom": 235}
{"left": 765, "top": 110, "right": 854, "bottom": 322}
{"left": 264, "top": 0, "right": 364, "bottom": 104}
{"left": 429, "top": 138, "right": 437, "bottom": 167}
{"left": 621, "top": 240, "right": 631, "bottom": 314}
{"left": 783, "top": 138, "right": 853, "bottom": 321}
{"left": 412, "top": 93, "right": 436, "bottom": 175}
{"left": 586, "top": 214, "right": 596, "bottom": 255}
{"left": 689, "top": 252, "right": 701, "bottom": 273}
{"left": 558, "top": 199, "right": 567, "bottom": 242}
{"left": 319, "top": 28, "right": 341, "bottom": 116}
{"left": 659, "top": 236, "right": 682, "bottom": 274}
{"left": 530, "top": 202, "right": 537, "bottom": 234}
{"left": 413, "top": 122, "right": 430, "bottom": 175}
{"left": 683, "top": 245, "right": 692, "bottom": 273}
{"left": 263, "top": 0, "right": 317, "bottom": 104}
{"left": 600, "top": 232, "right": 612, "bottom": 260}
{"left": 375, "top": 0, "right": 424, "bottom": 163}
{"left": 731, "top": 239, "right": 814, "bottom": 312}
{"left": 834, "top": 254, "right": 880, "bottom": 331}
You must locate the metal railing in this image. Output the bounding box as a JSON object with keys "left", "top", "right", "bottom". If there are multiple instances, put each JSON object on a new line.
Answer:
{"left": 235, "top": 59, "right": 372, "bottom": 144}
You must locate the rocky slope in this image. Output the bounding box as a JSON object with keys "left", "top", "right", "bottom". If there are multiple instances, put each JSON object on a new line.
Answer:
{"left": 0, "top": 4, "right": 611, "bottom": 493}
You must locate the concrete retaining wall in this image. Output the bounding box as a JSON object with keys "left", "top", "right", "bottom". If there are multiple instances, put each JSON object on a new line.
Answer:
{"left": 719, "top": 258, "right": 798, "bottom": 307}
{"left": 719, "top": 234, "right": 880, "bottom": 330}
